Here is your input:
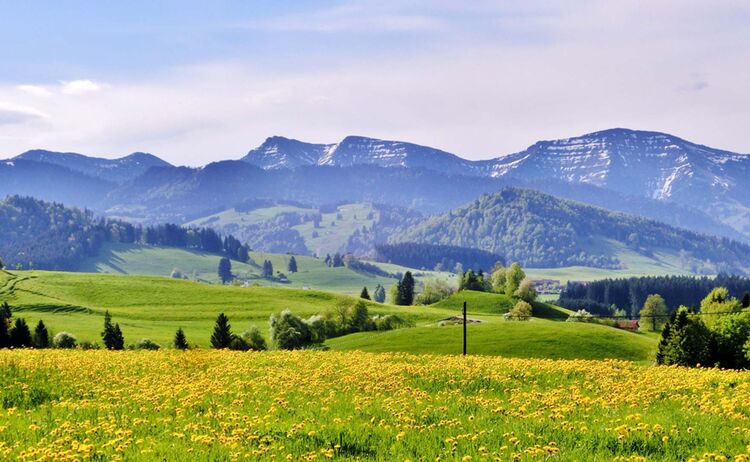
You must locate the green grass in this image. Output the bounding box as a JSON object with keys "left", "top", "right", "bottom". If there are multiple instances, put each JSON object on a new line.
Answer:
{"left": 292, "top": 203, "right": 376, "bottom": 256}
{"left": 327, "top": 319, "right": 657, "bottom": 361}
{"left": 185, "top": 205, "right": 317, "bottom": 228}
{"left": 0, "top": 271, "right": 654, "bottom": 361}
{"left": 0, "top": 270, "right": 454, "bottom": 348}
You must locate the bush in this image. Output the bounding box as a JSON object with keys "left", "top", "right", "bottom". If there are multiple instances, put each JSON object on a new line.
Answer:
{"left": 136, "top": 338, "right": 161, "bottom": 350}
{"left": 228, "top": 336, "right": 250, "bottom": 351}
{"left": 240, "top": 326, "right": 268, "bottom": 351}
{"left": 372, "top": 314, "right": 412, "bottom": 331}
{"left": 566, "top": 309, "right": 595, "bottom": 323}
{"left": 77, "top": 341, "right": 100, "bottom": 350}
{"left": 415, "top": 280, "right": 455, "bottom": 305}
{"left": 270, "top": 310, "right": 312, "bottom": 350}
{"left": 505, "top": 301, "right": 532, "bottom": 321}
{"left": 53, "top": 332, "right": 77, "bottom": 349}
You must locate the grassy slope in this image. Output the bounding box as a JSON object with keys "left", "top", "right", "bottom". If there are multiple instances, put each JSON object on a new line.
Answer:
{"left": 0, "top": 270, "right": 453, "bottom": 347}
{"left": 184, "top": 205, "right": 317, "bottom": 228}
{"left": 291, "top": 203, "right": 376, "bottom": 256}
{"left": 79, "top": 242, "right": 399, "bottom": 295}
{"left": 0, "top": 271, "right": 654, "bottom": 361}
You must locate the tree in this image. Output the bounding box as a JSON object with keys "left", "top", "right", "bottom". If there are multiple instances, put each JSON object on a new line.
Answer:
{"left": 33, "top": 320, "right": 49, "bottom": 348}
{"left": 416, "top": 280, "right": 454, "bottom": 305}
{"left": 490, "top": 265, "right": 507, "bottom": 293}
{"left": 640, "top": 294, "right": 668, "bottom": 331}
{"left": 262, "top": 260, "right": 274, "bottom": 279}
{"left": 102, "top": 310, "right": 124, "bottom": 350}
{"left": 505, "top": 263, "right": 525, "bottom": 298}
{"left": 211, "top": 313, "right": 233, "bottom": 349}
{"left": 288, "top": 256, "right": 298, "bottom": 273}
{"left": 373, "top": 284, "right": 386, "bottom": 303}
{"left": 348, "top": 301, "right": 372, "bottom": 332}
{"left": 701, "top": 287, "right": 741, "bottom": 327}
{"left": 506, "top": 301, "right": 532, "bottom": 321}
{"left": 514, "top": 277, "right": 537, "bottom": 302}
{"left": 9, "top": 318, "right": 32, "bottom": 347}
{"left": 656, "top": 306, "right": 713, "bottom": 367}
{"left": 396, "top": 271, "right": 415, "bottom": 306}
{"left": 360, "top": 287, "right": 370, "bottom": 300}
{"left": 53, "top": 332, "right": 77, "bottom": 349}
{"left": 270, "top": 310, "right": 312, "bottom": 350}
{"left": 712, "top": 312, "right": 750, "bottom": 369}
{"left": 0, "top": 256, "right": 4, "bottom": 270}
{"left": 742, "top": 292, "right": 750, "bottom": 309}
{"left": 218, "top": 257, "right": 233, "bottom": 284}
{"left": 174, "top": 327, "right": 189, "bottom": 350}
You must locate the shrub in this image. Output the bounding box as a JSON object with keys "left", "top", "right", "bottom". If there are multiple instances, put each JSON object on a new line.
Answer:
{"left": 240, "top": 326, "right": 268, "bottom": 351}
{"left": 136, "top": 338, "right": 161, "bottom": 350}
{"left": 505, "top": 301, "right": 532, "bottom": 321}
{"left": 53, "top": 332, "right": 77, "bottom": 349}
{"left": 270, "top": 310, "right": 312, "bottom": 350}
{"left": 416, "top": 280, "right": 455, "bottom": 305}
{"left": 228, "top": 336, "right": 250, "bottom": 351}
{"left": 566, "top": 309, "right": 595, "bottom": 323}
{"left": 77, "top": 341, "right": 100, "bottom": 350}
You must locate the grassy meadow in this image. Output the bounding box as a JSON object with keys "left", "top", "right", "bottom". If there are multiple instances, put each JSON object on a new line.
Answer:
{"left": 2, "top": 349, "right": 750, "bottom": 461}
{"left": 0, "top": 270, "right": 660, "bottom": 362}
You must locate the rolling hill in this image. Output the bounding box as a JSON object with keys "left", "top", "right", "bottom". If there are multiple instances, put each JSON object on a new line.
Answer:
{"left": 0, "top": 270, "right": 655, "bottom": 361}
{"left": 395, "top": 188, "right": 750, "bottom": 274}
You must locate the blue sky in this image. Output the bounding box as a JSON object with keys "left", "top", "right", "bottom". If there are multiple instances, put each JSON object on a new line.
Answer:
{"left": 0, "top": 1, "right": 748, "bottom": 165}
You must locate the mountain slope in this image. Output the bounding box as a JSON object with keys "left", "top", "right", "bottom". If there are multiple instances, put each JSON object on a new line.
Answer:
{"left": 396, "top": 188, "right": 750, "bottom": 274}
{"left": 14, "top": 149, "right": 171, "bottom": 183}
{"left": 243, "top": 135, "right": 480, "bottom": 175}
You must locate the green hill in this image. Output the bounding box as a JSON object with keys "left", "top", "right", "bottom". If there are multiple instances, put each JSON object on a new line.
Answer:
{"left": 396, "top": 188, "right": 750, "bottom": 275}
{"left": 0, "top": 271, "right": 655, "bottom": 361}
{"left": 326, "top": 319, "right": 656, "bottom": 361}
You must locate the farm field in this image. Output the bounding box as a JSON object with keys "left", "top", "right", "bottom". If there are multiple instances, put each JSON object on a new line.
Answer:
{"left": 2, "top": 349, "right": 750, "bottom": 461}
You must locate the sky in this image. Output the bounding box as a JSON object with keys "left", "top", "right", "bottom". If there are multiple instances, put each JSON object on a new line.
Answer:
{"left": 0, "top": 0, "right": 749, "bottom": 166}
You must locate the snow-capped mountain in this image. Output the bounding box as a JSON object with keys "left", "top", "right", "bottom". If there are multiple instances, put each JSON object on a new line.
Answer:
{"left": 242, "top": 129, "right": 750, "bottom": 235}
{"left": 14, "top": 149, "right": 171, "bottom": 183}
{"left": 242, "top": 135, "right": 479, "bottom": 175}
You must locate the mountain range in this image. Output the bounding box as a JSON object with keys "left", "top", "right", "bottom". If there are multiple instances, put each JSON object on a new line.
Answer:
{"left": 3, "top": 127, "right": 750, "bottom": 268}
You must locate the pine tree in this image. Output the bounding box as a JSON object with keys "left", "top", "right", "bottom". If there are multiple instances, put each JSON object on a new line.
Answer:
{"left": 288, "top": 256, "right": 298, "bottom": 273}
{"left": 742, "top": 292, "right": 750, "bottom": 308}
{"left": 33, "top": 320, "right": 49, "bottom": 348}
{"left": 373, "top": 284, "right": 386, "bottom": 303}
{"left": 174, "top": 327, "right": 189, "bottom": 350}
{"left": 360, "top": 287, "right": 370, "bottom": 300}
{"left": 400, "top": 271, "right": 415, "bottom": 305}
{"left": 262, "top": 260, "right": 274, "bottom": 278}
{"left": 9, "top": 318, "right": 32, "bottom": 348}
{"left": 211, "top": 313, "right": 233, "bottom": 349}
{"left": 102, "top": 310, "right": 125, "bottom": 350}
{"left": 0, "top": 302, "right": 10, "bottom": 320}
{"left": 218, "top": 257, "right": 233, "bottom": 284}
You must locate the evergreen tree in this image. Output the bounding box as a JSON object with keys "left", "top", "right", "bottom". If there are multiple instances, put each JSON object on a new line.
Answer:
{"left": 332, "top": 253, "right": 344, "bottom": 267}
{"left": 218, "top": 257, "right": 233, "bottom": 284}
{"left": 743, "top": 292, "right": 750, "bottom": 308}
{"left": 288, "top": 256, "right": 298, "bottom": 273}
{"left": 0, "top": 302, "right": 10, "bottom": 320}
{"left": 262, "top": 260, "right": 274, "bottom": 278}
{"left": 9, "top": 318, "right": 32, "bottom": 348}
{"left": 33, "top": 320, "right": 49, "bottom": 348}
{"left": 174, "top": 327, "right": 189, "bottom": 350}
{"left": 360, "top": 286, "right": 370, "bottom": 300}
{"left": 373, "top": 284, "right": 386, "bottom": 303}
{"left": 395, "top": 272, "right": 415, "bottom": 306}
{"left": 102, "top": 310, "right": 124, "bottom": 350}
{"left": 324, "top": 254, "right": 332, "bottom": 267}
{"left": 211, "top": 313, "right": 233, "bottom": 349}
{"left": 656, "top": 306, "right": 713, "bottom": 367}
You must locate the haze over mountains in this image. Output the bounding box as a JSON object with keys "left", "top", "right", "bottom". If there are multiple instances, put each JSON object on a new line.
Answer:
{"left": 3, "top": 127, "right": 750, "bottom": 271}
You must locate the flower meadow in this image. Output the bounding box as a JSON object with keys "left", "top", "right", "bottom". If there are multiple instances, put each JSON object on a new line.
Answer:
{"left": 1, "top": 350, "right": 750, "bottom": 461}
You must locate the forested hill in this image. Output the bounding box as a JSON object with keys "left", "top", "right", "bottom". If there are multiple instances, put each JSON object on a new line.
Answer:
{"left": 0, "top": 196, "right": 251, "bottom": 271}
{"left": 395, "top": 188, "right": 750, "bottom": 273}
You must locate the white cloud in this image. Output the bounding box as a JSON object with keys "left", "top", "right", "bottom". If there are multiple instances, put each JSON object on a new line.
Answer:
{"left": 0, "top": 101, "right": 48, "bottom": 125}
{"left": 16, "top": 85, "right": 53, "bottom": 97}
{"left": 60, "top": 80, "right": 104, "bottom": 96}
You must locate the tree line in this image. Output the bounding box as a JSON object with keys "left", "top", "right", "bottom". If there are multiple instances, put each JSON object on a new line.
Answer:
{"left": 559, "top": 273, "right": 750, "bottom": 316}
{"left": 0, "top": 195, "right": 251, "bottom": 270}
{"left": 374, "top": 243, "right": 505, "bottom": 273}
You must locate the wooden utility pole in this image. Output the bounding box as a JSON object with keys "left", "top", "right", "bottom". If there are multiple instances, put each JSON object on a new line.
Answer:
{"left": 463, "top": 301, "right": 467, "bottom": 356}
